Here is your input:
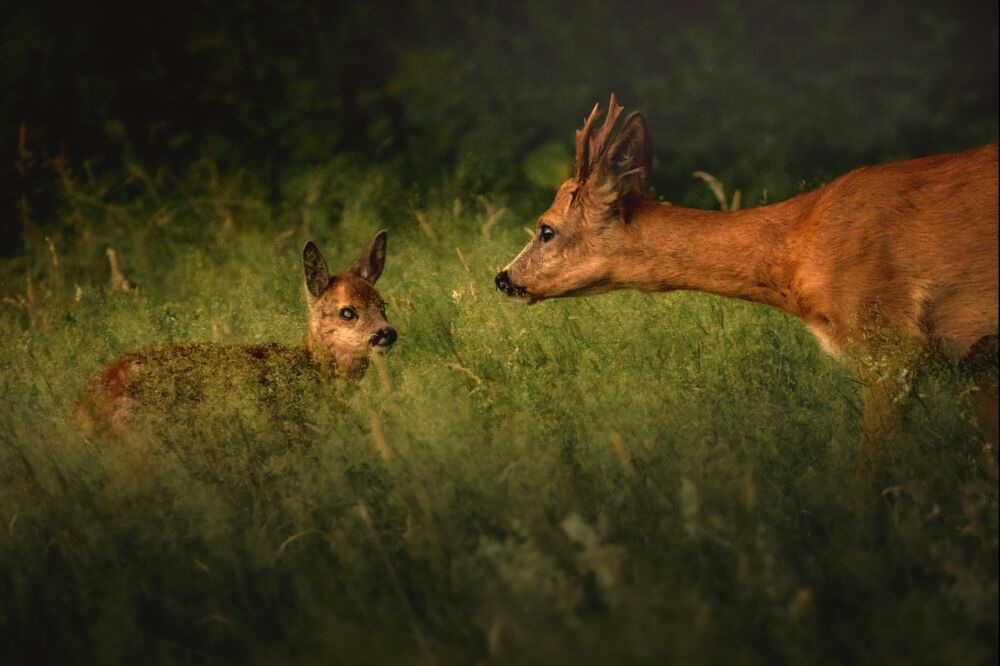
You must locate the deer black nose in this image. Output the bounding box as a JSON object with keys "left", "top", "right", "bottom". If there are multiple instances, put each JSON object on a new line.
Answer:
{"left": 495, "top": 270, "right": 526, "bottom": 297}
{"left": 371, "top": 327, "right": 397, "bottom": 347}
{"left": 495, "top": 270, "right": 511, "bottom": 293}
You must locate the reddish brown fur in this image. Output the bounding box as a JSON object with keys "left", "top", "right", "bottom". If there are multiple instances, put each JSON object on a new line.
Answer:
{"left": 306, "top": 270, "right": 390, "bottom": 378}
{"left": 595, "top": 143, "right": 998, "bottom": 359}
{"left": 77, "top": 233, "right": 395, "bottom": 433}
{"left": 500, "top": 97, "right": 998, "bottom": 472}
{"left": 74, "top": 343, "right": 313, "bottom": 432}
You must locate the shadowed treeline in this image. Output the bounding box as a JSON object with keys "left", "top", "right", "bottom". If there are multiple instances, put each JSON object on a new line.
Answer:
{"left": 4, "top": 0, "right": 997, "bottom": 253}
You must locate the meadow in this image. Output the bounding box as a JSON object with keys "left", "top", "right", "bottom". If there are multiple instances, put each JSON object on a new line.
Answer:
{"left": 1, "top": 156, "right": 997, "bottom": 664}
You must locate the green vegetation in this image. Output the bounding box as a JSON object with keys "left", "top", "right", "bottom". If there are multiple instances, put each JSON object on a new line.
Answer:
{"left": 2, "top": 1, "right": 997, "bottom": 662}
{"left": 1, "top": 160, "right": 997, "bottom": 664}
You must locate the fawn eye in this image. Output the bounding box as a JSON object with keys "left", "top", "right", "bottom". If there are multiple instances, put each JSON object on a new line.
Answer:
{"left": 340, "top": 307, "right": 357, "bottom": 321}
{"left": 539, "top": 224, "right": 556, "bottom": 243}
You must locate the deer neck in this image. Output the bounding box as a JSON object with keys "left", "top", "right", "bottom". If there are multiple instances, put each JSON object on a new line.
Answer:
{"left": 303, "top": 335, "right": 333, "bottom": 372}
{"left": 616, "top": 195, "right": 812, "bottom": 316}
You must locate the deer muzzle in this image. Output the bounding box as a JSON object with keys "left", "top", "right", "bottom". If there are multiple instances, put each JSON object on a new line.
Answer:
{"left": 495, "top": 270, "right": 527, "bottom": 298}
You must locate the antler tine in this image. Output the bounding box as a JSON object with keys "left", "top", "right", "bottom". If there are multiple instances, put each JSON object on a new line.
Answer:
{"left": 574, "top": 94, "right": 626, "bottom": 182}
{"left": 587, "top": 93, "right": 624, "bottom": 170}
{"left": 574, "top": 101, "right": 602, "bottom": 181}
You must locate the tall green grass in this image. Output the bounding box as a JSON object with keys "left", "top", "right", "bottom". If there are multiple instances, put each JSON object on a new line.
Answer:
{"left": 1, "top": 164, "right": 996, "bottom": 664}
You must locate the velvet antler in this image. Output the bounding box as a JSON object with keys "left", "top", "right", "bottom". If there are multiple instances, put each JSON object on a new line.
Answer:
{"left": 574, "top": 102, "right": 601, "bottom": 181}
{"left": 574, "top": 93, "right": 625, "bottom": 182}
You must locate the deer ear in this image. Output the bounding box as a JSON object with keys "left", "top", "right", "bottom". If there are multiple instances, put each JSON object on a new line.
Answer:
{"left": 594, "top": 112, "right": 650, "bottom": 200}
{"left": 349, "top": 230, "right": 388, "bottom": 284}
{"left": 303, "top": 241, "right": 330, "bottom": 297}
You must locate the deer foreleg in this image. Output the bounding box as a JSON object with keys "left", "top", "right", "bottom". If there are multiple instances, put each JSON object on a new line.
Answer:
{"left": 854, "top": 339, "right": 927, "bottom": 481}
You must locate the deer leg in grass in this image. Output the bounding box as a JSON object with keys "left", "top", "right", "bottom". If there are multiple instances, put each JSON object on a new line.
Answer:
{"left": 855, "top": 334, "right": 999, "bottom": 479}
{"left": 973, "top": 382, "right": 999, "bottom": 446}
{"left": 855, "top": 342, "right": 927, "bottom": 480}
{"left": 962, "top": 334, "right": 999, "bottom": 446}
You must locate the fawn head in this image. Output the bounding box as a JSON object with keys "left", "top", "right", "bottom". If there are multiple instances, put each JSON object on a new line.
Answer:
{"left": 303, "top": 231, "right": 396, "bottom": 377}
{"left": 496, "top": 94, "right": 650, "bottom": 302}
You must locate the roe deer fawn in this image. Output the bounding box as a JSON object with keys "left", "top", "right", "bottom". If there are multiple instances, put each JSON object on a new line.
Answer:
{"left": 495, "top": 95, "right": 998, "bottom": 475}
{"left": 76, "top": 231, "right": 396, "bottom": 433}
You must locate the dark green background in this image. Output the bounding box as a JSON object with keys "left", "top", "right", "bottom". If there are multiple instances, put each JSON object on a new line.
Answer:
{"left": 4, "top": 0, "right": 997, "bottom": 250}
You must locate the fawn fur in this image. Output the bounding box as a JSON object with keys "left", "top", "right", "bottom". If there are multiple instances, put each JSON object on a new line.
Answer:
{"left": 76, "top": 231, "right": 396, "bottom": 433}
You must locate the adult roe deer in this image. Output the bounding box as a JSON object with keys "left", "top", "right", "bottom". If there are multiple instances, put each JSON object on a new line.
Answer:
{"left": 495, "top": 95, "right": 998, "bottom": 474}
{"left": 76, "top": 231, "right": 396, "bottom": 433}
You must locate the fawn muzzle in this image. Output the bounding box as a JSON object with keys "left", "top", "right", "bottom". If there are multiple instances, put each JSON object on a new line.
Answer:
{"left": 370, "top": 327, "right": 397, "bottom": 348}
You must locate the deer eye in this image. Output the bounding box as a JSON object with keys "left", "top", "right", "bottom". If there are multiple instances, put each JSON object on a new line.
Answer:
{"left": 539, "top": 224, "right": 556, "bottom": 243}
{"left": 340, "top": 307, "right": 357, "bottom": 321}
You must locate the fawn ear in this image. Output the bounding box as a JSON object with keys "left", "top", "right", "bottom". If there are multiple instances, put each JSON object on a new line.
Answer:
{"left": 593, "top": 112, "right": 650, "bottom": 202}
{"left": 303, "top": 241, "right": 330, "bottom": 297}
{"left": 350, "top": 230, "right": 388, "bottom": 284}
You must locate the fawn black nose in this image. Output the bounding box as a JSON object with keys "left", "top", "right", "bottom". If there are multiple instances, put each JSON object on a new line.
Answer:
{"left": 370, "top": 327, "right": 397, "bottom": 348}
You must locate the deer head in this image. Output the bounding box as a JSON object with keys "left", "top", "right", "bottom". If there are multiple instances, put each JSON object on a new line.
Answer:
{"left": 496, "top": 94, "right": 651, "bottom": 302}
{"left": 303, "top": 231, "right": 396, "bottom": 377}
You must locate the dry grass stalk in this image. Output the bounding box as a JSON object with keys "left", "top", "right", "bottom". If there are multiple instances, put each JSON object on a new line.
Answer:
{"left": 446, "top": 363, "right": 483, "bottom": 392}
{"left": 477, "top": 195, "right": 507, "bottom": 239}
{"left": 455, "top": 246, "right": 471, "bottom": 273}
{"left": 274, "top": 529, "right": 321, "bottom": 563}
{"left": 414, "top": 210, "right": 437, "bottom": 239}
{"left": 369, "top": 411, "right": 394, "bottom": 461}
{"left": 370, "top": 353, "right": 394, "bottom": 393}
{"left": 106, "top": 247, "right": 134, "bottom": 292}
{"left": 693, "top": 170, "right": 741, "bottom": 211}
{"left": 609, "top": 432, "right": 635, "bottom": 477}
{"left": 353, "top": 502, "right": 377, "bottom": 534}
{"left": 46, "top": 237, "right": 59, "bottom": 270}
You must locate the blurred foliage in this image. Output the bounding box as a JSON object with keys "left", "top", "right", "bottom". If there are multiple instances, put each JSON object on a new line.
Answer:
{"left": 522, "top": 141, "right": 571, "bottom": 190}
{"left": 3, "top": 0, "right": 997, "bottom": 252}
